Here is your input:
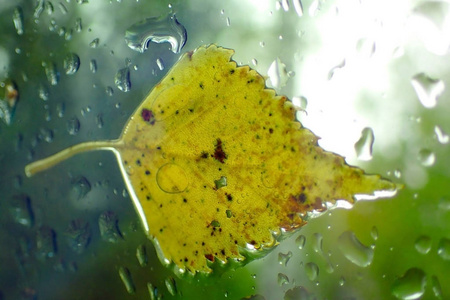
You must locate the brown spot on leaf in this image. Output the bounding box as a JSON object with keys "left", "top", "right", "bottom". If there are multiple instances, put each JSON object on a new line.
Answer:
{"left": 205, "top": 254, "right": 214, "bottom": 261}
{"left": 212, "top": 138, "right": 227, "bottom": 163}
{"left": 141, "top": 108, "right": 155, "bottom": 125}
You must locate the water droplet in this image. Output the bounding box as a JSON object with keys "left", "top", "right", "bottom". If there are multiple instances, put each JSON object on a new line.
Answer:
{"left": 98, "top": 211, "right": 122, "bottom": 243}
{"left": 136, "top": 244, "right": 148, "bottom": 267}
{"left": 89, "top": 38, "right": 99, "bottom": 48}
{"left": 328, "top": 59, "right": 346, "bottom": 80}
{"left": 293, "top": 0, "right": 303, "bottom": 17}
{"left": 281, "top": 0, "right": 290, "bottom": 11}
{"left": 278, "top": 251, "right": 292, "bottom": 266}
{"left": 125, "top": 13, "right": 187, "bottom": 54}
{"left": 277, "top": 273, "right": 289, "bottom": 286}
{"left": 268, "top": 58, "right": 289, "bottom": 89}
{"left": 90, "top": 59, "right": 97, "bottom": 73}
{"left": 119, "top": 267, "right": 136, "bottom": 294}
{"left": 96, "top": 113, "right": 104, "bottom": 128}
{"left": 338, "top": 231, "right": 374, "bottom": 267}
{"left": 10, "top": 194, "right": 34, "bottom": 227}
{"left": 156, "top": 163, "right": 189, "bottom": 193}
{"left": 431, "top": 275, "right": 443, "bottom": 299}
{"left": 417, "top": 149, "right": 435, "bottom": 167}
{"left": 65, "top": 219, "right": 91, "bottom": 254}
{"left": 58, "top": 2, "right": 68, "bottom": 14}
{"left": 305, "top": 262, "right": 319, "bottom": 281}
{"left": 74, "top": 17, "right": 82, "bottom": 32}
{"left": 13, "top": 7, "right": 24, "bottom": 35}
{"left": 38, "top": 83, "right": 50, "bottom": 101}
{"left": 414, "top": 235, "right": 432, "bottom": 254}
{"left": 437, "top": 238, "right": 450, "bottom": 260}
{"left": 34, "top": 0, "right": 45, "bottom": 18}
{"left": 42, "top": 61, "right": 59, "bottom": 86}
{"left": 67, "top": 117, "right": 80, "bottom": 135}
{"left": 63, "top": 53, "right": 80, "bottom": 75}
{"left": 438, "top": 196, "right": 450, "bottom": 210}
{"left": 147, "top": 282, "right": 158, "bottom": 300}
{"left": 394, "top": 169, "right": 402, "bottom": 178}
{"left": 411, "top": 73, "right": 445, "bottom": 109}
{"left": 370, "top": 226, "right": 378, "bottom": 241}
{"left": 339, "top": 276, "right": 345, "bottom": 286}
{"left": 292, "top": 96, "right": 307, "bottom": 110}
{"left": 40, "top": 128, "right": 54, "bottom": 143}
{"left": 56, "top": 102, "right": 65, "bottom": 117}
{"left": 36, "top": 226, "right": 57, "bottom": 259}
{"left": 115, "top": 67, "right": 131, "bottom": 92}
{"left": 105, "top": 86, "right": 114, "bottom": 96}
{"left": 284, "top": 286, "right": 312, "bottom": 300}
{"left": 165, "top": 277, "right": 177, "bottom": 296}
{"left": 391, "top": 268, "right": 426, "bottom": 300}
{"left": 156, "top": 58, "right": 165, "bottom": 71}
{"left": 434, "top": 126, "right": 449, "bottom": 144}
{"left": 354, "top": 127, "right": 374, "bottom": 161}
{"left": 70, "top": 176, "right": 91, "bottom": 200}
{"left": 356, "top": 38, "right": 376, "bottom": 58}
{"left": 226, "top": 17, "right": 231, "bottom": 27}
{"left": 311, "top": 232, "right": 323, "bottom": 254}
{"left": 0, "top": 79, "right": 19, "bottom": 125}
{"left": 309, "top": 0, "right": 320, "bottom": 17}
{"left": 252, "top": 58, "right": 258, "bottom": 66}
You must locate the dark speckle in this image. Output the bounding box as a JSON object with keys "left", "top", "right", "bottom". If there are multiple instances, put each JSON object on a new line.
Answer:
{"left": 199, "top": 82, "right": 204, "bottom": 89}
{"left": 141, "top": 108, "right": 156, "bottom": 125}
{"left": 212, "top": 138, "right": 227, "bottom": 163}
{"left": 145, "top": 170, "right": 150, "bottom": 175}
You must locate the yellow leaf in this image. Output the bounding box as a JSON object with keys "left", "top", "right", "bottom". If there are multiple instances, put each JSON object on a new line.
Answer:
{"left": 25, "top": 45, "right": 399, "bottom": 276}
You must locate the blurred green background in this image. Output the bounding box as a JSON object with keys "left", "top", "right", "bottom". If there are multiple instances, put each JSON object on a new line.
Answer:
{"left": 0, "top": 0, "right": 449, "bottom": 299}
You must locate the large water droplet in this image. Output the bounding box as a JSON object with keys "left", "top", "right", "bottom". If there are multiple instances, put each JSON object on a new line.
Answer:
{"left": 268, "top": 58, "right": 289, "bottom": 89}
{"left": 305, "top": 262, "right": 319, "bottom": 281}
{"left": 391, "top": 268, "right": 426, "bottom": 300}
{"left": 417, "top": 148, "right": 435, "bottom": 167}
{"left": 411, "top": 73, "right": 445, "bottom": 109}
{"left": 98, "top": 211, "right": 122, "bottom": 243}
{"left": 63, "top": 53, "right": 80, "bottom": 75}
{"left": 34, "top": 0, "right": 45, "bottom": 18}
{"left": 125, "top": 13, "right": 187, "bottom": 54}
{"left": 354, "top": 127, "right": 374, "bottom": 161}
{"left": 70, "top": 176, "right": 91, "bottom": 200}
{"left": 119, "top": 266, "right": 136, "bottom": 294}
{"left": 115, "top": 67, "right": 131, "bottom": 92}
{"left": 292, "top": 0, "right": 303, "bottom": 17}
{"left": 414, "top": 235, "right": 432, "bottom": 254}
{"left": 278, "top": 251, "right": 292, "bottom": 266}
{"left": 437, "top": 238, "right": 450, "bottom": 260}
{"left": 338, "top": 231, "right": 374, "bottom": 267}
{"left": 65, "top": 219, "right": 91, "bottom": 254}
{"left": 156, "top": 163, "right": 189, "bottom": 193}
{"left": 434, "top": 125, "right": 449, "bottom": 144}
{"left": 284, "top": 286, "right": 313, "bottom": 300}
{"left": 13, "top": 7, "right": 24, "bottom": 35}
{"left": 311, "top": 232, "right": 323, "bottom": 254}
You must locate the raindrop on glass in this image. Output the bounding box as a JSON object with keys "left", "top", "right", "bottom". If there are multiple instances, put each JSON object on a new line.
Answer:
{"left": 311, "top": 232, "right": 323, "bottom": 254}
{"left": 74, "top": 18, "right": 82, "bottom": 32}
{"left": 278, "top": 251, "right": 292, "bottom": 266}
{"left": 96, "top": 113, "right": 104, "bottom": 129}
{"left": 115, "top": 67, "right": 131, "bottom": 92}
{"left": 414, "top": 235, "right": 432, "bottom": 255}
{"left": 40, "top": 128, "right": 53, "bottom": 143}
{"left": 305, "top": 262, "right": 319, "bottom": 281}
{"left": 136, "top": 244, "right": 148, "bottom": 267}
{"left": 165, "top": 277, "right": 177, "bottom": 296}
{"left": 277, "top": 273, "right": 289, "bottom": 286}
{"left": 339, "top": 276, "right": 345, "bottom": 286}
{"left": 281, "top": 0, "right": 290, "bottom": 11}
{"left": 309, "top": 0, "right": 320, "bottom": 17}
{"left": 89, "top": 38, "right": 99, "bottom": 48}
{"left": 56, "top": 102, "right": 65, "bottom": 117}
{"left": 296, "top": 234, "right": 306, "bottom": 249}
{"left": 63, "top": 53, "right": 80, "bottom": 75}
{"left": 119, "top": 267, "right": 136, "bottom": 294}
{"left": 438, "top": 196, "right": 450, "bottom": 210}
{"left": 10, "top": 194, "right": 34, "bottom": 227}
{"left": 370, "top": 226, "right": 378, "bottom": 241}
{"left": 147, "top": 282, "right": 158, "bottom": 300}
{"left": 13, "top": 7, "right": 24, "bottom": 35}
{"left": 431, "top": 275, "right": 443, "bottom": 299}
{"left": 42, "top": 61, "right": 59, "bottom": 86}
{"left": 328, "top": 59, "right": 345, "bottom": 80}
{"left": 417, "top": 148, "right": 435, "bottom": 167}
{"left": 437, "top": 238, "right": 450, "bottom": 260}
{"left": 411, "top": 73, "right": 445, "bottom": 109}
{"left": 98, "top": 211, "right": 122, "bottom": 243}
{"left": 226, "top": 17, "right": 231, "bottom": 27}
{"left": 105, "top": 86, "right": 114, "bottom": 96}
{"left": 65, "top": 219, "right": 91, "bottom": 254}
{"left": 67, "top": 117, "right": 80, "bottom": 135}
{"left": 70, "top": 176, "right": 91, "bottom": 200}
{"left": 268, "top": 58, "right": 289, "bottom": 89}
{"left": 391, "top": 268, "right": 426, "bottom": 300}
{"left": 125, "top": 13, "right": 187, "bottom": 54}
{"left": 434, "top": 125, "right": 449, "bottom": 144}
{"left": 293, "top": 0, "right": 303, "bottom": 17}
{"left": 58, "top": 2, "right": 68, "bottom": 14}
{"left": 34, "top": 0, "right": 45, "bottom": 18}
{"left": 36, "top": 226, "right": 57, "bottom": 259}
{"left": 338, "top": 231, "right": 374, "bottom": 267}
{"left": 156, "top": 58, "right": 164, "bottom": 71}
{"left": 354, "top": 127, "right": 374, "bottom": 161}
{"left": 90, "top": 59, "right": 97, "bottom": 73}
{"left": 38, "top": 84, "right": 49, "bottom": 101}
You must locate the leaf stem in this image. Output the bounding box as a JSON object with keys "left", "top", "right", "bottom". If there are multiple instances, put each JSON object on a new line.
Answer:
{"left": 25, "top": 139, "right": 123, "bottom": 177}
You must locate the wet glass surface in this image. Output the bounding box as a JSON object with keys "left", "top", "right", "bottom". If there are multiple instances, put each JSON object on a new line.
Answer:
{"left": 0, "top": 0, "right": 450, "bottom": 299}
